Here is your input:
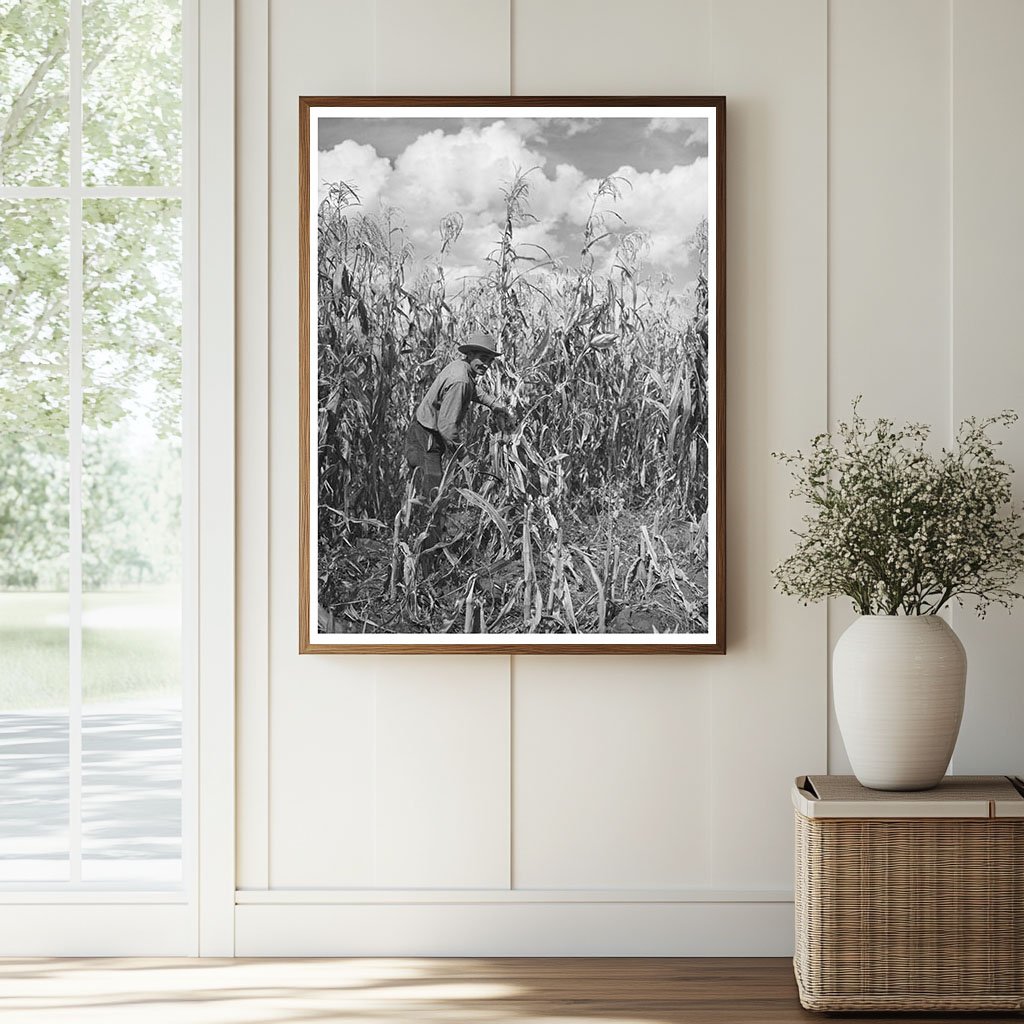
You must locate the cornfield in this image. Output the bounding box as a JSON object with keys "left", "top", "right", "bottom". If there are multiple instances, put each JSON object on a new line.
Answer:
{"left": 316, "top": 169, "right": 710, "bottom": 635}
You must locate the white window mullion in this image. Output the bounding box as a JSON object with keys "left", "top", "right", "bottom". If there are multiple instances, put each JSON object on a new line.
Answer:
{"left": 0, "top": 187, "right": 69, "bottom": 199}
{"left": 0, "top": 186, "right": 183, "bottom": 200}
{"left": 68, "top": 0, "right": 83, "bottom": 885}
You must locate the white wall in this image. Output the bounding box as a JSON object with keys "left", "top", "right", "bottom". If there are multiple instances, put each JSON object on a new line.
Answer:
{"left": 234, "top": 0, "right": 1024, "bottom": 955}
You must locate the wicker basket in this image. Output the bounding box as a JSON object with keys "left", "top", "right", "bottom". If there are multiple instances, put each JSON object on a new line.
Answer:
{"left": 793, "top": 775, "right": 1024, "bottom": 1012}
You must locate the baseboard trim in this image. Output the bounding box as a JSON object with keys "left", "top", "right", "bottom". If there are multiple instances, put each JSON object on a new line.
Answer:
{"left": 235, "top": 900, "right": 795, "bottom": 956}
{"left": 236, "top": 887, "right": 792, "bottom": 904}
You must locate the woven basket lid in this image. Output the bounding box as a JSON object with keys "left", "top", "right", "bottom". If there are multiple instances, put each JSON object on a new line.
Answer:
{"left": 793, "top": 774, "right": 1024, "bottom": 819}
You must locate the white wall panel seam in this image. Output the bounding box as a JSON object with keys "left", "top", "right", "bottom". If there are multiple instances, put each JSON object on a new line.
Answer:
{"left": 510, "top": 0, "right": 514, "bottom": 93}
{"left": 261, "top": 0, "right": 271, "bottom": 888}
{"left": 947, "top": 0, "right": 954, "bottom": 448}
{"left": 825, "top": 0, "right": 831, "bottom": 772}
{"left": 506, "top": 656, "right": 513, "bottom": 889}
{"left": 371, "top": 675, "right": 378, "bottom": 887}
{"left": 946, "top": 0, "right": 956, "bottom": 770}
{"left": 710, "top": 0, "right": 714, "bottom": 92}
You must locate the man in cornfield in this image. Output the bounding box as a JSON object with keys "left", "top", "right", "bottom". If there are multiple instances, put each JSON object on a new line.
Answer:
{"left": 405, "top": 332, "right": 512, "bottom": 549}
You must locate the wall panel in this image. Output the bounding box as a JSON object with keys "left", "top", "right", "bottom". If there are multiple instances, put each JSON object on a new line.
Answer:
{"left": 828, "top": 0, "right": 951, "bottom": 425}
{"left": 374, "top": 661, "right": 511, "bottom": 888}
{"left": 512, "top": 0, "right": 711, "bottom": 94}
{"left": 950, "top": 0, "right": 1024, "bottom": 777}
{"left": 508, "top": 0, "right": 720, "bottom": 902}
{"left": 707, "top": 0, "right": 828, "bottom": 889}
{"left": 513, "top": 658, "right": 712, "bottom": 889}
{"left": 827, "top": 0, "right": 951, "bottom": 773}
{"left": 376, "top": 0, "right": 510, "bottom": 94}
{"left": 266, "top": 0, "right": 376, "bottom": 887}
{"left": 232, "top": 0, "right": 1024, "bottom": 955}
{"left": 269, "top": 668, "right": 378, "bottom": 887}
{"left": 266, "top": 0, "right": 514, "bottom": 893}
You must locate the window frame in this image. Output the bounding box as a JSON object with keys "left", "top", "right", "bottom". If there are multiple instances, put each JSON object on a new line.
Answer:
{"left": 0, "top": 0, "right": 235, "bottom": 955}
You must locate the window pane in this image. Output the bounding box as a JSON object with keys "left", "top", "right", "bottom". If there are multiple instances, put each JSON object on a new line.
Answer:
{"left": 82, "top": 198, "right": 181, "bottom": 883}
{"left": 0, "top": 199, "right": 70, "bottom": 880}
{"left": 0, "top": 0, "right": 70, "bottom": 186}
{"left": 82, "top": 0, "right": 181, "bottom": 187}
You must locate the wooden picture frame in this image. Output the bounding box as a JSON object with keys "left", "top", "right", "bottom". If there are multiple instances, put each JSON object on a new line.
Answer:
{"left": 300, "top": 96, "right": 725, "bottom": 653}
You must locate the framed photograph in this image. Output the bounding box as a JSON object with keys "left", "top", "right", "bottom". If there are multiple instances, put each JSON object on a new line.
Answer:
{"left": 300, "top": 96, "right": 725, "bottom": 654}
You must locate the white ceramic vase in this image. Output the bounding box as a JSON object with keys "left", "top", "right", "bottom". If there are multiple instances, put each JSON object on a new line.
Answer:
{"left": 833, "top": 615, "right": 967, "bottom": 791}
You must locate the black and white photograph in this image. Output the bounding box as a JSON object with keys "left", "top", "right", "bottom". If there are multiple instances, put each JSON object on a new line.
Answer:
{"left": 301, "top": 99, "right": 725, "bottom": 652}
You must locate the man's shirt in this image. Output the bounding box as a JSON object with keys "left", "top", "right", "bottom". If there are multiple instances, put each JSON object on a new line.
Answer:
{"left": 415, "top": 358, "right": 497, "bottom": 448}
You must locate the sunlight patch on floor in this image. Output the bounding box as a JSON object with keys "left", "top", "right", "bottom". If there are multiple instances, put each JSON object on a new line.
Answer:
{"left": 0, "top": 958, "right": 682, "bottom": 1024}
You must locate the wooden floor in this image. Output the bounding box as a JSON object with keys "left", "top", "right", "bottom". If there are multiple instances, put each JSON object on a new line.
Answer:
{"left": 0, "top": 957, "right": 1019, "bottom": 1023}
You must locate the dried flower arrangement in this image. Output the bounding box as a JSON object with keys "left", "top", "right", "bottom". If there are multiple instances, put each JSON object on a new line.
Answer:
{"left": 773, "top": 402, "right": 1024, "bottom": 616}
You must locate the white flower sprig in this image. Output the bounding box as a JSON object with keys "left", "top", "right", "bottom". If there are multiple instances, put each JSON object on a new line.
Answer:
{"left": 772, "top": 401, "right": 1024, "bottom": 616}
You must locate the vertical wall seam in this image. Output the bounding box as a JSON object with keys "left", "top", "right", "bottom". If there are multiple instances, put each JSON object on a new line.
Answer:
{"left": 948, "top": 0, "right": 954, "bottom": 445}
{"left": 709, "top": 0, "right": 714, "bottom": 92}
{"left": 948, "top": 0, "right": 955, "bottom": 447}
{"left": 946, "top": 0, "right": 956, "bottom": 772}
{"left": 824, "top": 0, "right": 832, "bottom": 772}
{"left": 508, "top": 0, "right": 514, "bottom": 95}
{"left": 508, "top": 656, "right": 514, "bottom": 889}
{"left": 262, "top": 0, "right": 272, "bottom": 889}
{"left": 371, "top": 673, "right": 379, "bottom": 887}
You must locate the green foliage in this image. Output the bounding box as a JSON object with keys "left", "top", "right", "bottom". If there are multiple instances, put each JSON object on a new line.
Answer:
{"left": 82, "top": 429, "right": 181, "bottom": 589}
{"left": 0, "top": 427, "right": 180, "bottom": 590}
{"left": 0, "top": 0, "right": 69, "bottom": 185}
{"left": 0, "top": 196, "right": 182, "bottom": 589}
{"left": 0, "top": 0, "right": 181, "bottom": 186}
{"left": 317, "top": 172, "right": 710, "bottom": 635}
{"left": 0, "top": 440, "right": 68, "bottom": 587}
{"left": 0, "top": 199, "right": 69, "bottom": 448}
{"left": 83, "top": 198, "right": 182, "bottom": 437}
{"left": 1, "top": 1, "right": 183, "bottom": 591}
{"left": 773, "top": 401, "right": 1024, "bottom": 616}
{"left": 82, "top": 0, "right": 181, "bottom": 186}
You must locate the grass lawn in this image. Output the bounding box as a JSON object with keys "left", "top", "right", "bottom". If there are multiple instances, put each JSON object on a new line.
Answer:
{"left": 0, "top": 589, "right": 181, "bottom": 710}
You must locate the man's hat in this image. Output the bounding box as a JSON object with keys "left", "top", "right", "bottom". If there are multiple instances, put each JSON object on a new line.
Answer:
{"left": 458, "top": 332, "right": 502, "bottom": 359}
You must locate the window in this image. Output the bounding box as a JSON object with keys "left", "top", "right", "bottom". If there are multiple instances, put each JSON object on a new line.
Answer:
{"left": 0, "top": 0, "right": 192, "bottom": 890}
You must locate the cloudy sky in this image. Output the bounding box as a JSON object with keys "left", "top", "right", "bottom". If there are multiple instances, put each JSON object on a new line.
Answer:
{"left": 317, "top": 113, "right": 709, "bottom": 293}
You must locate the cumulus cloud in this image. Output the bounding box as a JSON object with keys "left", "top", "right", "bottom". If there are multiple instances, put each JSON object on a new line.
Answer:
{"left": 317, "top": 139, "right": 392, "bottom": 206}
{"left": 526, "top": 162, "right": 586, "bottom": 222}
{"left": 567, "top": 160, "right": 708, "bottom": 273}
{"left": 317, "top": 122, "right": 707, "bottom": 287}
{"left": 388, "top": 121, "right": 536, "bottom": 218}
{"left": 504, "top": 117, "right": 546, "bottom": 142}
